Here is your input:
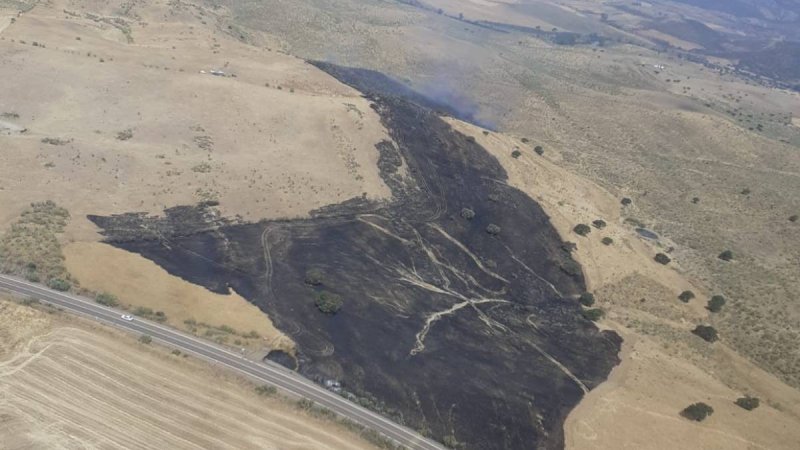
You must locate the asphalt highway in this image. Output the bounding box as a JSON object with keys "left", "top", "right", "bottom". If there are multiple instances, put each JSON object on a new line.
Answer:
{"left": 0, "top": 274, "right": 445, "bottom": 450}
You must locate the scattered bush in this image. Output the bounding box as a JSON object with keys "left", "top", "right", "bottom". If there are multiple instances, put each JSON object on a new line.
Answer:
{"left": 734, "top": 396, "right": 760, "bottom": 411}
{"left": 591, "top": 219, "right": 607, "bottom": 229}
{"left": 578, "top": 292, "right": 595, "bottom": 307}
{"left": 534, "top": 146, "right": 544, "bottom": 155}
{"left": 718, "top": 250, "right": 734, "bottom": 261}
{"left": 680, "top": 402, "right": 714, "bottom": 421}
{"left": 601, "top": 237, "right": 614, "bottom": 246}
{"left": 521, "top": 137, "right": 530, "bottom": 143}
{"left": 47, "top": 278, "right": 71, "bottom": 291}
{"left": 304, "top": 268, "right": 324, "bottom": 286}
{"left": 707, "top": 295, "right": 726, "bottom": 312}
{"left": 511, "top": 149, "right": 522, "bottom": 159}
{"left": 315, "top": 291, "right": 343, "bottom": 314}
{"left": 678, "top": 290, "right": 695, "bottom": 303}
{"left": 691, "top": 197, "right": 700, "bottom": 204}
{"left": 255, "top": 385, "right": 278, "bottom": 396}
{"left": 621, "top": 197, "right": 632, "bottom": 206}
{"left": 485, "top": 224, "right": 501, "bottom": 235}
{"left": 171, "top": 349, "right": 182, "bottom": 356}
{"left": 582, "top": 308, "right": 604, "bottom": 321}
{"left": 138, "top": 335, "right": 153, "bottom": 344}
{"left": 116, "top": 129, "right": 134, "bottom": 141}
{"left": 41, "top": 137, "right": 71, "bottom": 146}
{"left": 460, "top": 208, "right": 475, "bottom": 220}
{"left": 95, "top": 292, "right": 119, "bottom": 307}
{"left": 789, "top": 214, "right": 798, "bottom": 223}
{"left": 561, "top": 241, "right": 577, "bottom": 253}
{"left": 25, "top": 271, "right": 40, "bottom": 282}
{"left": 692, "top": 325, "right": 719, "bottom": 343}
{"left": 740, "top": 188, "right": 751, "bottom": 195}
{"left": 559, "top": 258, "right": 581, "bottom": 276}
{"left": 573, "top": 224, "right": 591, "bottom": 236}
{"left": 654, "top": 253, "right": 671, "bottom": 265}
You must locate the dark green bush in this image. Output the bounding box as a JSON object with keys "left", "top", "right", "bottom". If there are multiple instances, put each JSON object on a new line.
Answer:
{"left": 678, "top": 290, "right": 695, "bottom": 303}
{"left": 47, "top": 278, "right": 71, "bottom": 291}
{"left": 582, "top": 308, "right": 604, "bottom": 322}
{"left": 734, "top": 396, "right": 760, "bottom": 411}
{"left": 591, "top": 219, "right": 607, "bottom": 229}
{"left": 486, "top": 224, "right": 501, "bottom": 235}
{"left": 315, "top": 291, "right": 343, "bottom": 314}
{"left": 680, "top": 402, "right": 714, "bottom": 421}
{"left": 578, "top": 292, "right": 595, "bottom": 307}
{"left": 138, "top": 335, "right": 153, "bottom": 344}
{"left": 534, "top": 146, "right": 544, "bottom": 155}
{"left": 95, "top": 292, "right": 119, "bottom": 307}
{"left": 573, "top": 224, "right": 591, "bottom": 236}
{"left": 511, "top": 150, "right": 522, "bottom": 159}
{"left": 621, "top": 197, "right": 632, "bottom": 206}
{"left": 718, "top": 250, "right": 734, "bottom": 261}
{"left": 601, "top": 237, "right": 613, "bottom": 246}
{"left": 707, "top": 295, "right": 726, "bottom": 312}
{"left": 692, "top": 325, "right": 719, "bottom": 343}
{"left": 654, "top": 253, "right": 671, "bottom": 265}
{"left": 789, "top": 214, "right": 798, "bottom": 223}
{"left": 255, "top": 385, "right": 278, "bottom": 396}
{"left": 559, "top": 258, "right": 581, "bottom": 276}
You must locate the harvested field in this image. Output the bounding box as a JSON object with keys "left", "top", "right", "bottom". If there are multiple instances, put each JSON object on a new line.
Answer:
{"left": 0, "top": 299, "right": 375, "bottom": 450}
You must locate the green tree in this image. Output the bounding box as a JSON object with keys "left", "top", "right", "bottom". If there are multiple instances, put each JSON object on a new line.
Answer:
{"left": 95, "top": 292, "right": 119, "bottom": 307}
{"left": 678, "top": 290, "right": 695, "bottom": 303}
{"left": 654, "top": 253, "right": 671, "bottom": 265}
{"left": 734, "top": 396, "right": 759, "bottom": 411}
{"left": 692, "top": 325, "right": 719, "bottom": 343}
{"left": 573, "top": 224, "right": 591, "bottom": 236}
{"left": 601, "top": 237, "right": 613, "bottom": 246}
{"left": 680, "top": 402, "right": 714, "bottom": 421}
{"left": 47, "top": 278, "right": 71, "bottom": 291}
{"left": 582, "top": 308, "right": 604, "bottom": 321}
{"left": 718, "top": 250, "right": 734, "bottom": 261}
{"left": 707, "top": 295, "right": 726, "bottom": 312}
{"left": 578, "top": 292, "right": 595, "bottom": 307}
{"left": 315, "top": 291, "right": 343, "bottom": 314}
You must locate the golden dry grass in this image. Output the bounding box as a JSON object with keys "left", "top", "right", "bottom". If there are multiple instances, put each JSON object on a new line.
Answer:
{"left": 0, "top": 299, "right": 375, "bottom": 449}
{"left": 63, "top": 241, "right": 293, "bottom": 353}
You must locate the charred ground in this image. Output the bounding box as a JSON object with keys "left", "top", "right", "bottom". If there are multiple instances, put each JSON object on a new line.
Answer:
{"left": 89, "top": 66, "right": 621, "bottom": 449}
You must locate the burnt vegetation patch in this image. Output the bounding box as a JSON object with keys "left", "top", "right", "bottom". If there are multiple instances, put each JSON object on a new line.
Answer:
{"left": 89, "top": 64, "right": 621, "bottom": 450}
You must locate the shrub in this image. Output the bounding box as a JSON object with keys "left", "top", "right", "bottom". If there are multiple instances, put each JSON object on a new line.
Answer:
{"left": 578, "top": 292, "right": 595, "bottom": 307}
{"left": 559, "top": 258, "right": 581, "bottom": 276}
{"left": 116, "top": 129, "right": 134, "bottom": 141}
{"left": 95, "top": 292, "right": 119, "bottom": 307}
{"left": 621, "top": 197, "right": 632, "bottom": 206}
{"left": 561, "top": 241, "right": 577, "bottom": 253}
{"left": 460, "top": 208, "right": 475, "bottom": 220}
{"left": 133, "top": 306, "right": 154, "bottom": 316}
{"left": 47, "top": 278, "right": 71, "bottom": 291}
{"left": 25, "top": 272, "right": 40, "bottom": 282}
{"left": 171, "top": 349, "right": 182, "bottom": 356}
{"left": 654, "top": 253, "right": 671, "bottom": 265}
{"left": 680, "top": 402, "right": 714, "bottom": 421}
{"left": 138, "top": 335, "right": 153, "bottom": 344}
{"left": 582, "top": 308, "right": 604, "bottom": 321}
{"left": 573, "top": 224, "right": 591, "bottom": 236}
{"left": 740, "top": 188, "right": 751, "bottom": 195}
{"left": 789, "top": 214, "right": 798, "bottom": 223}
{"left": 521, "top": 137, "right": 529, "bottom": 143}
{"left": 707, "top": 295, "right": 726, "bottom": 312}
{"left": 692, "top": 325, "right": 719, "bottom": 343}
{"left": 534, "top": 146, "right": 544, "bottom": 155}
{"left": 315, "top": 291, "right": 343, "bottom": 314}
{"left": 718, "top": 250, "right": 734, "bottom": 261}
{"left": 486, "top": 224, "right": 501, "bottom": 235}
{"left": 591, "top": 219, "right": 607, "bottom": 229}
{"left": 304, "top": 268, "right": 324, "bottom": 286}
{"left": 601, "top": 237, "right": 613, "bottom": 246}
{"left": 734, "top": 396, "right": 760, "bottom": 411}
{"left": 691, "top": 197, "right": 700, "bottom": 204}
{"left": 678, "top": 290, "right": 695, "bottom": 303}
{"left": 255, "top": 385, "right": 278, "bottom": 396}
{"left": 511, "top": 150, "right": 522, "bottom": 159}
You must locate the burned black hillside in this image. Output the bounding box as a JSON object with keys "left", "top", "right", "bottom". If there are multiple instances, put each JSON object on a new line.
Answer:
{"left": 90, "top": 66, "right": 621, "bottom": 449}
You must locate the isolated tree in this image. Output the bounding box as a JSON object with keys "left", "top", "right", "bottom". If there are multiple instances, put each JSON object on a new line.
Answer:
{"left": 734, "top": 396, "right": 760, "bottom": 411}
{"left": 621, "top": 197, "right": 632, "bottom": 206}
{"left": 680, "top": 402, "right": 714, "bottom": 421}
{"left": 601, "top": 237, "right": 613, "bottom": 246}
{"left": 692, "top": 325, "right": 719, "bottom": 343}
{"left": 707, "top": 295, "right": 726, "bottom": 312}
{"left": 691, "top": 197, "right": 700, "bottom": 204}
{"left": 460, "top": 208, "right": 476, "bottom": 220}
{"left": 304, "top": 268, "right": 325, "bottom": 286}
{"left": 578, "top": 292, "right": 595, "bottom": 307}
{"left": 315, "top": 291, "right": 343, "bottom": 314}
{"left": 511, "top": 149, "right": 522, "bottom": 159}
{"left": 486, "top": 224, "right": 501, "bottom": 235}
{"left": 534, "top": 145, "right": 544, "bottom": 155}
{"left": 718, "top": 250, "right": 734, "bottom": 261}
{"left": 592, "top": 219, "right": 607, "bottom": 229}
{"left": 654, "top": 253, "right": 671, "bottom": 265}
{"left": 678, "top": 290, "right": 695, "bottom": 303}
{"left": 573, "top": 224, "right": 591, "bottom": 236}
{"left": 789, "top": 214, "right": 798, "bottom": 223}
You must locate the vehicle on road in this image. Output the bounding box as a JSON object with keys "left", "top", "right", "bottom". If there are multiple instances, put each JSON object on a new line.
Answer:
{"left": 121, "top": 314, "right": 134, "bottom": 321}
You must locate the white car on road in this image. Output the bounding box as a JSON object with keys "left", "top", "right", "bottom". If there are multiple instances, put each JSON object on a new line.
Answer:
{"left": 121, "top": 314, "right": 134, "bottom": 321}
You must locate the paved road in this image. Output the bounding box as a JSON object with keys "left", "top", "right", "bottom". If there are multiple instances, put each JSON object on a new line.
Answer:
{"left": 0, "top": 274, "right": 445, "bottom": 450}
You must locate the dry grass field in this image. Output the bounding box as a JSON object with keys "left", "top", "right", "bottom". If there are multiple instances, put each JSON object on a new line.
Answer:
{"left": 0, "top": 298, "right": 376, "bottom": 449}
